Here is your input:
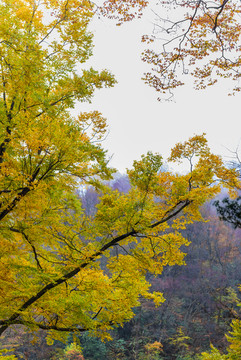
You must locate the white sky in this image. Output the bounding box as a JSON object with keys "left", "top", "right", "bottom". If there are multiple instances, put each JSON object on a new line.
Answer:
{"left": 78, "top": 4, "right": 241, "bottom": 174}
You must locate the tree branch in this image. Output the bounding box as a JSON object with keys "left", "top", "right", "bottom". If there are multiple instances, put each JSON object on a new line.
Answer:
{"left": 0, "top": 199, "right": 191, "bottom": 335}
{"left": 9, "top": 228, "right": 43, "bottom": 270}
{"left": 0, "top": 167, "right": 40, "bottom": 221}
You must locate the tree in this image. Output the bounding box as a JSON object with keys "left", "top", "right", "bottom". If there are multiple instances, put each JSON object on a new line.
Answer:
{"left": 59, "top": 342, "right": 85, "bottom": 360}
{"left": 0, "top": 0, "right": 240, "bottom": 345}
{"left": 0, "top": 0, "right": 115, "bottom": 341}
{"left": 215, "top": 197, "right": 241, "bottom": 229}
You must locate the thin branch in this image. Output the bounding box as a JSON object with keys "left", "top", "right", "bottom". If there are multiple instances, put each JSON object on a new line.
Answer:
{"left": 92, "top": 307, "right": 103, "bottom": 320}
{"left": 0, "top": 167, "right": 40, "bottom": 221}
{"left": 38, "top": 0, "right": 69, "bottom": 45}
{"left": 9, "top": 228, "right": 43, "bottom": 270}
{"left": 212, "top": 0, "right": 230, "bottom": 31}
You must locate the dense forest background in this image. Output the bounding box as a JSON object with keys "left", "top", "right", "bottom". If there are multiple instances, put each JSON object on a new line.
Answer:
{"left": 2, "top": 174, "right": 241, "bottom": 360}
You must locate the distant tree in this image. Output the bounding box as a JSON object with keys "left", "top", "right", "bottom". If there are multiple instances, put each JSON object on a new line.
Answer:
{"left": 111, "top": 174, "right": 131, "bottom": 193}
{"left": 60, "top": 343, "right": 85, "bottom": 360}
{"left": 214, "top": 197, "right": 241, "bottom": 229}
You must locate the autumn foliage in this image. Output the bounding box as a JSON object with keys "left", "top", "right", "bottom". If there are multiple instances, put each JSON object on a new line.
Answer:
{"left": 101, "top": 0, "right": 241, "bottom": 98}
{"left": 140, "top": 0, "right": 241, "bottom": 98}
{"left": 0, "top": 0, "right": 240, "bottom": 346}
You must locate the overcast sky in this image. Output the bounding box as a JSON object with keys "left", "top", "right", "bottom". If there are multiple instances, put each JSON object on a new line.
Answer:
{"left": 79, "top": 4, "right": 241, "bottom": 174}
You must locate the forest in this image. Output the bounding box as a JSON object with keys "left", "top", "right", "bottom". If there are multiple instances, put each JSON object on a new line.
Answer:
{"left": 0, "top": 0, "right": 241, "bottom": 359}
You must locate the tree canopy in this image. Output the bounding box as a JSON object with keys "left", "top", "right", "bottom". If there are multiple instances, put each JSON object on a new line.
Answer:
{"left": 0, "top": 0, "right": 240, "bottom": 346}
{"left": 119, "top": 0, "right": 241, "bottom": 99}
